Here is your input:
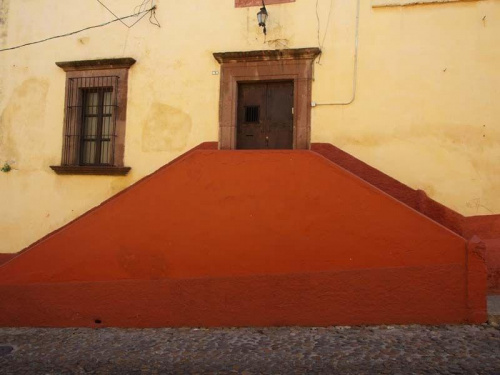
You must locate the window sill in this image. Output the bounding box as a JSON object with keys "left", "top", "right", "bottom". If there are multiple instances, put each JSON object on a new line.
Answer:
{"left": 50, "top": 166, "right": 131, "bottom": 176}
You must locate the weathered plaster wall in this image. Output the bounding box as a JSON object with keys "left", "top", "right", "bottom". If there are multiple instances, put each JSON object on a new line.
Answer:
{"left": 372, "top": 0, "right": 483, "bottom": 7}
{"left": 0, "top": 0, "right": 499, "bottom": 253}
{"left": 0, "top": 0, "right": 9, "bottom": 105}
{"left": 0, "top": 0, "right": 8, "bottom": 47}
{"left": 311, "top": 0, "right": 500, "bottom": 217}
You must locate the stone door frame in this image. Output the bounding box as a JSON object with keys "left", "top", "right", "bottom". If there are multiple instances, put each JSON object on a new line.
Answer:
{"left": 213, "top": 48, "right": 321, "bottom": 150}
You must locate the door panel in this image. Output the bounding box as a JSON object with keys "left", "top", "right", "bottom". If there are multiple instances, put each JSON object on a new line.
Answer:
{"left": 237, "top": 81, "right": 294, "bottom": 150}
{"left": 266, "top": 82, "right": 294, "bottom": 150}
{"left": 237, "top": 83, "right": 267, "bottom": 150}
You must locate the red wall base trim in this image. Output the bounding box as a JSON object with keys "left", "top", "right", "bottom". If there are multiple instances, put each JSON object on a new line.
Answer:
{"left": 0, "top": 264, "right": 480, "bottom": 328}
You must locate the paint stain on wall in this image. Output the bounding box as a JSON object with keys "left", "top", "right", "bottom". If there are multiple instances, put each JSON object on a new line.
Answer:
{"left": 142, "top": 103, "right": 192, "bottom": 152}
{"left": 78, "top": 37, "right": 90, "bottom": 45}
{"left": 0, "top": 78, "right": 50, "bottom": 166}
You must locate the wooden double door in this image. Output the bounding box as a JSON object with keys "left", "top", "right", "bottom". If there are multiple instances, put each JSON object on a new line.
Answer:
{"left": 237, "top": 81, "right": 294, "bottom": 150}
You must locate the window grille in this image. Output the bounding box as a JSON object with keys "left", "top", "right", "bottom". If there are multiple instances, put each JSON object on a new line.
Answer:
{"left": 62, "top": 76, "right": 119, "bottom": 166}
{"left": 245, "top": 106, "right": 260, "bottom": 123}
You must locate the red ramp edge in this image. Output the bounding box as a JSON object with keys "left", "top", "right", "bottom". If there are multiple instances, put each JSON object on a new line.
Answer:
{"left": 0, "top": 254, "right": 15, "bottom": 266}
{"left": 0, "top": 142, "right": 218, "bottom": 268}
{"left": 312, "top": 143, "right": 500, "bottom": 295}
{"left": 0, "top": 146, "right": 487, "bottom": 327}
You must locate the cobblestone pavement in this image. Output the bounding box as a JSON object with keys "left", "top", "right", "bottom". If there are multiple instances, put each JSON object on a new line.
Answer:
{"left": 0, "top": 325, "right": 499, "bottom": 375}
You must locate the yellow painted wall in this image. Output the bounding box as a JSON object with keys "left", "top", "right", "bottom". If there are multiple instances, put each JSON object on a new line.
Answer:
{"left": 0, "top": 0, "right": 498, "bottom": 253}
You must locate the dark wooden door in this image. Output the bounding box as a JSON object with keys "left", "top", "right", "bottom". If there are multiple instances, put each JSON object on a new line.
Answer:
{"left": 237, "top": 81, "right": 294, "bottom": 149}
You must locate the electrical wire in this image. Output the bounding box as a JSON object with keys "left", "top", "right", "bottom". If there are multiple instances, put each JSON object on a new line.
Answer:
{"left": 96, "top": 0, "right": 130, "bottom": 28}
{"left": 97, "top": 0, "right": 160, "bottom": 28}
{"left": 313, "top": 0, "right": 360, "bottom": 106}
{"left": 0, "top": 7, "right": 155, "bottom": 53}
{"left": 319, "top": 1, "right": 333, "bottom": 54}
{"left": 128, "top": 6, "right": 154, "bottom": 28}
{"left": 134, "top": 0, "right": 154, "bottom": 16}
{"left": 316, "top": 0, "right": 334, "bottom": 64}
{"left": 149, "top": 6, "right": 161, "bottom": 28}
{"left": 316, "top": 0, "right": 321, "bottom": 49}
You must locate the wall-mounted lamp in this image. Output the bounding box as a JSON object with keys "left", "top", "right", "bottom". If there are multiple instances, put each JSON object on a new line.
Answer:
{"left": 257, "top": 1, "right": 268, "bottom": 35}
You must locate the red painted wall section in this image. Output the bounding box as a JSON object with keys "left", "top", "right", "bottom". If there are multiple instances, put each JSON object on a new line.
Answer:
{"left": 0, "top": 149, "right": 486, "bottom": 327}
{"left": 467, "top": 237, "right": 488, "bottom": 322}
{"left": 464, "top": 215, "right": 500, "bottom": 239}
{"left": 312, "top": 143, "right": 500, "bottom": 295}
{"left": 0, "top": 254, "right": 15, "bottom": 266}
{"left": 311, "top": 143, "right": 420, "bottom": 211}
{"left": 465, "top": 216, "right": 500, "bottom": 295}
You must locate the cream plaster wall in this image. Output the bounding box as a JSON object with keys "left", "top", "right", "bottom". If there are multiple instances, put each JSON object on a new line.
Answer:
{"left": 0, "top": 0, "right": 499, "bottom": 253}
{"left": 372, "top": 0, "right": 483, "bottom": 7}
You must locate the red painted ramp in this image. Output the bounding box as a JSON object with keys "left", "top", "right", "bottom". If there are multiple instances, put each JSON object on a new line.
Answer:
{"left": 0, "top": 150, "right": 487, "bottom": 327}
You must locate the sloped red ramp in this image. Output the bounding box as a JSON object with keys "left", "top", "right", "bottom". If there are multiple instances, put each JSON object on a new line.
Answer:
{"left": 0, "top": 149, "right": 487, "bottom": 327}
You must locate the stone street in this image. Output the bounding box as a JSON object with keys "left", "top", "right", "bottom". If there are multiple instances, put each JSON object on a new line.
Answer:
{"left": 0, "top": 325, "right": 499, "bottom": 374}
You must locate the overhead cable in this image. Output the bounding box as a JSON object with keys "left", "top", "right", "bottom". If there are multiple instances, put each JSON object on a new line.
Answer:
{"left": 313, "top": 0, "right": 361, "bottom": 106}
{"left": 96, "top": 0, "right": 159, "bottom": 28}
{"left": 315, "top": 0, "right": 334, "bottom": 64}
{"left": 0, "top": 6, "right": 156, "bottom": 53}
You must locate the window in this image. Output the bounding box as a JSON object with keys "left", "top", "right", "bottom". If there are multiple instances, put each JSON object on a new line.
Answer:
{"left": 80, "top": 87, "right": 115, "bottom": 165}
{"left": 51, "top": 58, "right": 135, "bottom": 175}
